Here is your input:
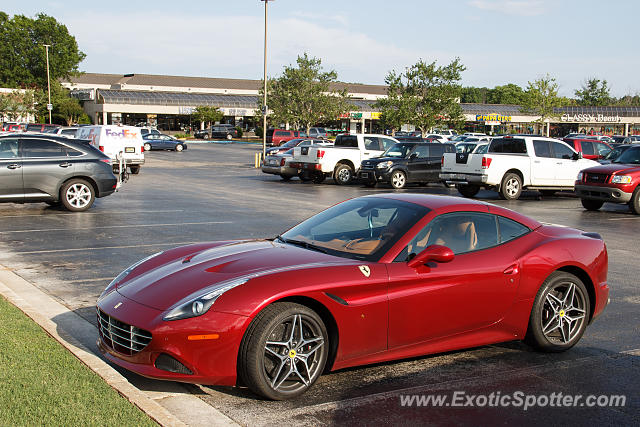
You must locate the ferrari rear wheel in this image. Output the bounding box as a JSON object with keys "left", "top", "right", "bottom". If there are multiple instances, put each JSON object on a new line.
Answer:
{"left": 239, "top": 302, "right": 328, "bottom": 400}
{"left": 526, "top": 272, "right": 589, "bottom": 352}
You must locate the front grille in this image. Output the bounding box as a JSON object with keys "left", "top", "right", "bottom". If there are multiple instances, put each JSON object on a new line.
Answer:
{"left": 97, "top": 308, "right": 152, "bottom": 356}
{"left": 584, "top": 173, "right": 609, "bottom": 184}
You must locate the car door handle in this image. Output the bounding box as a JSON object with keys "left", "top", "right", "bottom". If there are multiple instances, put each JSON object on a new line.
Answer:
{"left": 7, "top": 163, "right": 21, "bottom": 169}
{"left": 59, "top": 162, "right": 72, "bottom": 168}
{"left": 533, "top": 160, "right": 541, "bottom": 164}
{"left": 364, "top": 152, "right": 370, "bottom": 155}
{"left": 503, "top": 264, "right": 519, "bottom": 275}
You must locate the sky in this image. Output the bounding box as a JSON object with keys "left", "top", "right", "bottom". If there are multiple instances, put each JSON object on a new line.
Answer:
{"left": 4, "top": 1, "right": 639, "bottom": 97}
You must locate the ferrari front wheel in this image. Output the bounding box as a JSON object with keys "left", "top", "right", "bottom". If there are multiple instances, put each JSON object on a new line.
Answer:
{"left": 239, "top": 302, "right": 328, "bottom": 400}
{"left": 526, "top": 272, "right": 589, "bottom": 352}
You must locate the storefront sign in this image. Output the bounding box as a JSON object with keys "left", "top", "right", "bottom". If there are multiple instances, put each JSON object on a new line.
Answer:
{"left": 371, "top": 112, "right": 381, "bottom": 120}
{"left": 178, "top": 106, "right": 195, "bottom": 115}
{"left": 475, "top": 114, "right": 512, "bottom": 123}
{"left": 561, "top": 114, "right": 621, "bottom": 123}
{"left": 484, "top": 121, "right": 501, "bottom": 126}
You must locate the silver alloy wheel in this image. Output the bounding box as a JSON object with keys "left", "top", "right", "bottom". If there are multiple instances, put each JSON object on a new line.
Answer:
{"left": 65, "top": 183, "right": 92, "bottom": 209}
{"left": 144, "top": 143, "right": 151, "bottom": 151}
{"left": 263, "top": 314, "right": 325, "bottom": 393}
{"left": 226, "top": 134, "right": 233, "bottom": 140}
{"left": 505, "top": 177, "right": 520, "bottom": 197}
{"left": 391, "top": 171, "right": 406, "bottom": 188}
{"left": 337, "top": 168, "right": 351, "bottom": 183}
{"left": 541, "top": 281, "right": 587, "bottom": 344}
{"left": 176, "top": 144, "right": 183, "bottom": 152}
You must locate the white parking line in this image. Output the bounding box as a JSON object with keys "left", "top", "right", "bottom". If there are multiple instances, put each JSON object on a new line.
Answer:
{"left": 0, "top": 209, "right": 185, "bottom": 219}
{"left": 0, "top": 221, "right": 232, "bottom": 234}
{"left": 607, "top": 217, "right": 640, "bottom": 220}
{"left": 13, "top": 241, "right": 206, "bottom": 255}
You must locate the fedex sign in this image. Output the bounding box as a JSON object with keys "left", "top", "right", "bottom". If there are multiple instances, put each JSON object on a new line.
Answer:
{"left": 105, "top": 129, "right": 139, "bottom": 138}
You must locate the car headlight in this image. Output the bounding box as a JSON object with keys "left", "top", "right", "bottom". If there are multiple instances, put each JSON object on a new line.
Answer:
{"left": 98, "top": 252, "right": 163, "bottom": 301}
{"left": 577, "top": 172, "right": 583, "bottom": 181}
{"left": 163, "top": 277, "right": 249, "bottom": 321}
{"left": 611, "top": 175, "right": 632, "bottom": 184}
{"left": 377, "top": 161, "right": 394, "bottom": 169}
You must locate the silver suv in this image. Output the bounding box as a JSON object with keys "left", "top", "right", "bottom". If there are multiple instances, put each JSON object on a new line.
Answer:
{"left": 0, "top": 135, "right": 118, "bottom": 211}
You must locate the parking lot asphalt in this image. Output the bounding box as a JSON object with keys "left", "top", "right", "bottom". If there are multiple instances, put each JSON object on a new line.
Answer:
{"left": 0, "top": 143, "right": 638, "bottom": 425}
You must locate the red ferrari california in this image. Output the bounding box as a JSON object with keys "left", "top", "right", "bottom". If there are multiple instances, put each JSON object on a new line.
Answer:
{"left": 97, "top": 194, "right": 609, "bottom": 400}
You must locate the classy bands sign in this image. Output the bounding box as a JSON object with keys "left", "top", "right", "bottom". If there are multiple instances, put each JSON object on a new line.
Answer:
{"left": 561, "top": 114, "right": 621, "bottom": 123}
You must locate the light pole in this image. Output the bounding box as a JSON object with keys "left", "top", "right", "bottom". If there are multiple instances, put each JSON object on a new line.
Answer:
{"left": 260, "top": 0, "right": 273, "bottom": 161}
{"left": 43, "top": 44, "right": 52, "bottom": 124}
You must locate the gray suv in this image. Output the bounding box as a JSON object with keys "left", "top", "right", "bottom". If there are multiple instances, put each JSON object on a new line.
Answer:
{"left": 0, "top": 135, "right": 118, "bottom": 212}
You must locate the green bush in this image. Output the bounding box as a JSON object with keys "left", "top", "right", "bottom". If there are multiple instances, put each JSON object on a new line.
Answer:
{"left": 235, "top": 127, "right": 243, "bottom": 138}
{"left": 173, "top": 133, "right": 189, "bottom": 139}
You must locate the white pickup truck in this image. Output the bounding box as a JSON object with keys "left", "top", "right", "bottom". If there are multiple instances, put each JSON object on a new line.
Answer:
{"left": 440, "top": 135, "right": 599, "bottom": 200}
{"left": 291, "top": 134, "right": 399, "bottom": 184}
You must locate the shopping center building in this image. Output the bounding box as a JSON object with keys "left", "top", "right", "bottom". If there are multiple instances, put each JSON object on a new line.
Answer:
{"left": 63, "top": 73, "right": 640, "bottom": 136}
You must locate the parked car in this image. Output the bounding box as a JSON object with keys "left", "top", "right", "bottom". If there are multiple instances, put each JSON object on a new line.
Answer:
{"left": 143, "top": 134, "right": 187, "bottom": 151}
{"left": 291, "top": 134, "right": 399, "bottom": 184}
{"left": 358, "top": 142, "right": 456, "bottom": 188}
{"left": 194, "top": 128, "right": 211, "bottom": 139}
{"left": 450, "top": 135, "right": 469, "bottom": 143}
{"left": 308, "top": 127, "right": 328, "bottom": 139}
{"left": 139, "top": 127, "right": 161, "bottom": 137}
{"left": 210, "top": 124, "right": 238, "bottom": 140}
{"left": 76, "top": 125, "right": 145, "bottom": 174}
{"left": 266, "top": 129, "right": 307, "bottom": 146}
{"left": 423, "top": 134, "right": 448, "bottom": 143}
{"left": 584, "top": 135, "right": 614, "bottom": 144}
{"left": 563, "top": 138, "right": 612, "bottom": 160}
{"left": 261, "top": 148, "right": 298, "bottom": 180}
{"left": 576, "top": 144, "right": 640, "bottom": 213}
{"left": 611, "top": 135, "right": 632, "bottom": 144}
{"left": 96, "top": 194, "right": 608, "bottom": 400}
{"left": 25, "top": 123, "right": 60, "bottom": 133}
{"left": 441, "top": 136, "right": 599, "bottom": 200}
{"left": 0, "top": 134, "right": 118, "bottom": 211}
{"left": 265, "top": 138, "right": 331, "bottom": 156}
{"left": 46, "top": 126, "right": 78, "bottom": 139}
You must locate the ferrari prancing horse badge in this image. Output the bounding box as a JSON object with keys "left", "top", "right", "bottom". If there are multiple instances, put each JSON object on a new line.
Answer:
{"left": 359, "top": 265, "right": 371, "bottom": 277}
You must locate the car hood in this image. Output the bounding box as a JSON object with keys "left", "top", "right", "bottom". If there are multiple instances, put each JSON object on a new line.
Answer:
{"left": 116, "top": 240, "right": 348, "bottom": 311}
{"left": 582, "top": 163, "right": 640, "bottom": 175}
{"left": 362, "top": 156, "right": 406, "bottom": 165}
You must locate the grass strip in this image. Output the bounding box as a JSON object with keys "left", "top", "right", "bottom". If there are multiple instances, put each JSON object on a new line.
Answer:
{"left": 0, "top": 295, "right": 156, "bottom": 426}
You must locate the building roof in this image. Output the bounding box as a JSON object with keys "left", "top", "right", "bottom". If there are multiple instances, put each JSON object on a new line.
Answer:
{"left": 66, "top": 73, "right": 387, "bottom": 95}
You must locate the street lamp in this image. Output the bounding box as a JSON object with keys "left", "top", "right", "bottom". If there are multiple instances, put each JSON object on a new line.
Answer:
{"left": 260, "top": 0, "right": 274, "bottom": 161}
{"left": 43, "top": 44, "right": 52, "bottom": 124}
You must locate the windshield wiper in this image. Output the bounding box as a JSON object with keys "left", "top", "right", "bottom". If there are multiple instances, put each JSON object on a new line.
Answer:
{"left": 282, "top": 238, "right": 330, "bottom": 254}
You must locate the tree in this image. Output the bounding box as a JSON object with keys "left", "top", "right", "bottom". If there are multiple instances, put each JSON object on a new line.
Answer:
{"left": 520, "top": 74, "right": 566, "bottom": 136}
{"left": 0, "top": 89, "right": 35, "bottom": 121}
{"left": 55, "top": 95, "right": 85, "bottom": 125}
{"left": 461, "top": 86, "right": 490, "bottom": 104}
{"left": 191, "top": 106, "right": 224, "bottom": 128}
{"left": 574, "top": 78, "right": 611, "bottom": 106}
{"left": 0, "top": 13, "right": 85, "bottom": 88}
{"left": 487, "top": 83, "right": 527, "bottom": 105}
{"left": 260, "top": 53, "right": 351, "bottom": 134}
{"left": 374, "top": 71, "right": 411, "bottom": 135}
{"left": 378, "top": 58, "right": 466, "bottom": 136}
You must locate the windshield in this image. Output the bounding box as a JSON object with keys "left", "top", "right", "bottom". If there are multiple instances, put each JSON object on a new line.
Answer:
{"left": 613, "top": 147, "right": 640, "bottom": 164}
{"left": 456, "top": 143, "right": 477, "bottom": 154}
{"left": 281, "top": 139, "right": 303, "bottom": 148}
{"left": 383, "top": 143, "right": 414, "bottom": 158}
{"left": 474, "top": 144, "right": 488, "bottom": 154}
{"left": 605, "top": 147, "right": 625, "bottom": 161}
{"left": 280, "top": 197, "right": 430, "bottom": 261}
{"left": 451, "top": 136, "right": 467, "bottom": 142}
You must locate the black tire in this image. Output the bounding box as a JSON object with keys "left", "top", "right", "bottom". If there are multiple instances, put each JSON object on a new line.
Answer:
{"left": 389, "top": 170, "right": 407, "bottom": 189}
{"left": 540, "top": 190, "right": 556, "bottom": 197}
{"left": 238, "top": 302, "right": 329, "bottom": 400}
{"left": 280, "top": 174, "right": 292, "bottom": 181}
{"left": 298, "top": 171, "right": 312, "bottom": 182}
{"left": 60, "top": 178, "right": 95, "bottom": 212}
{"left": 143, "top": 143, "right": 152, "bottom": 152}
{"left": 312, "top": 173, "right": 326, "bottom": 184}
{"left": 175, "top": 144, "right": 184, "bottom": 152}
{"left": 333, "top": 164, "right": 354, "bottom": 185}
{"left": 457, "top": 184, "right": 480, "bottom": 198}
{"left": 500, "top": 172, "right": 522, "bottom": 200}
{"left": 581, "top": 198, "right": 604, "bottom": 211}
{"left": 525, "top": 272, "right": 590, "bottom": 352}
{"left": 129, "top": 165, "right": 140, "bottom": 175}
{"left": 45, "top": 200, "right": 61, "bottom": 207}
{"left": 628, "top": 187, "right": 640, "bottom": 215}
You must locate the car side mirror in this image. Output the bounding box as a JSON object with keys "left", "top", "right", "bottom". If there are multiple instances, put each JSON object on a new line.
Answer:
{"left": 572, "top": 152, "right": 582, "bottom": 160}
{"left": 407, "top": 245, "right": 454, "bottom": 269}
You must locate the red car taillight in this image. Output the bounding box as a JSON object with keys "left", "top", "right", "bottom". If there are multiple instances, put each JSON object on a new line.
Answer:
{"left": 441, "top": 156, "right": 445, "bottom": 166}
{"left": 99, "top": 146, "right": 104, "bottom": 152}
{"left": 141, "top": 146, "right": 144, "bottom": 152}
{"left": 482, "top": 157, "right": 492, "bottom": 169}
{"left": 100, "top": 159, "right": 111, "bottom": 164}
{"left": 317, "top": 150, "right": 325, "bottom": 159}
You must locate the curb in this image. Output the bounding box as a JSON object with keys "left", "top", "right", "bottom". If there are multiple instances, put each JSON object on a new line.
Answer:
{"left": 0, "top": 265, "right": 238, "bottom": 427}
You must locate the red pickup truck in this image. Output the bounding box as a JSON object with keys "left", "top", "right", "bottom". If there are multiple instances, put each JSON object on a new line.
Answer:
{"left": 575, "top": 144, "right": 640, "bottom": 213}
